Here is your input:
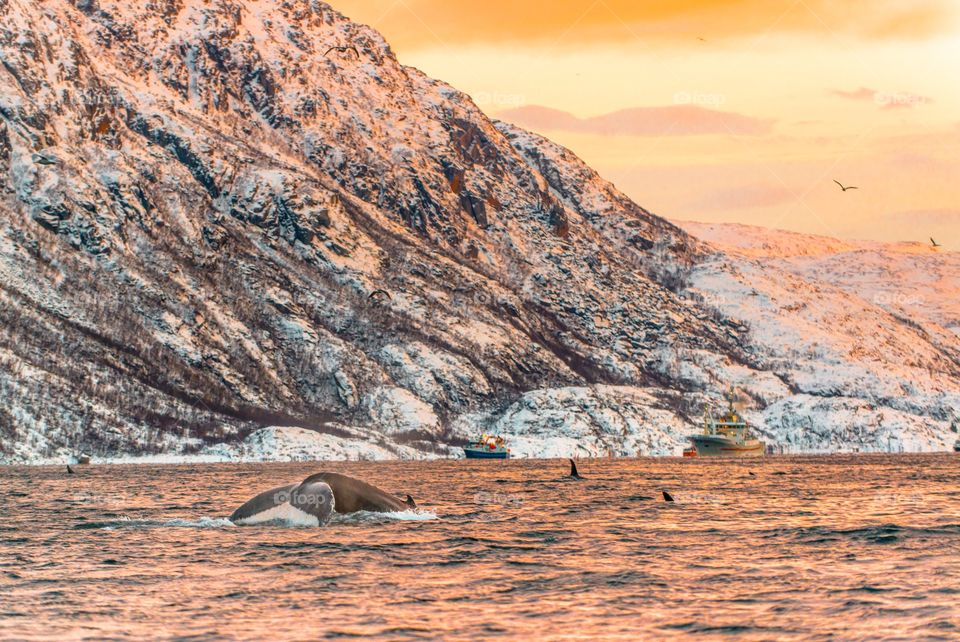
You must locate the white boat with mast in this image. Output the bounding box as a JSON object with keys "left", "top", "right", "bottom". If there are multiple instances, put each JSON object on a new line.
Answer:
{"left": 687, "top": 392, "right": 765, "bottom": 458}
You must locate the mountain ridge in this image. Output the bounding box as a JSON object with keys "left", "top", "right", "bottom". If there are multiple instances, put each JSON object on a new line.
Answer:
{"left": 0, "top": 0, "right": 957, "bottom": 462}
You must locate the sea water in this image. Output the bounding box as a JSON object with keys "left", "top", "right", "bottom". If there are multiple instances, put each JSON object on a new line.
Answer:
{"left": 1, "top": 455, "right": 958, "bottom": 640}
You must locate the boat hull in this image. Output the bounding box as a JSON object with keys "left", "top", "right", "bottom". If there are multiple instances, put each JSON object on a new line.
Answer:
{"left": 690, "top": 435, "right": 765, "bottom": 458}
{"left": 463, "top": 448, "right": 510, "bottom": 459}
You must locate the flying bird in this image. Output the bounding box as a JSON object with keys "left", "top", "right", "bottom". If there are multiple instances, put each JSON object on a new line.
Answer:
{"left": 833, "top": 180, "right": 858, "bottom": 192}
{"left": 931, "top": 238, "right": 942, "bottom": 248}
{"left": 324, "top": 46, "right": 359, "bottom": 59}
{"left": 369, "top": 289, "right": 392, "bottom": 301}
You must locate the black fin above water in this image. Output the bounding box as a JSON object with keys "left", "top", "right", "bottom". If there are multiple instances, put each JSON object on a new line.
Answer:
{"left": 67, "top": 465, "right": 75, "bottom": 475}
{"left": 662, "top": 490, "right": 675, "bottom": 503}
{"left": 569, "top": 459, "right": 582, "bottom": 480}
{"left": 405, "top": 495, "right": 417, "bottom": 509}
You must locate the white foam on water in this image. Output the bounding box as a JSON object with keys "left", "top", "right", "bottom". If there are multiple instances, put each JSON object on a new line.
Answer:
{"left": 163, "top": 517, "right": 237, "bottom": 529}
{"left": 332, "top": 509, "right": 439, "bottom": 524}
{"left": 102, "top": 517, "right": 236, "bottom": 530}
{"left": 96, "top": 512, "right": 435, "bottom": 530}
{"left": 382, "top": 509, "right": 439, "bottom": 521}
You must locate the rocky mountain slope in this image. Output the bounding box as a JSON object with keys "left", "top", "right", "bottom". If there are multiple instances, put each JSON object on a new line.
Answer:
{"left": 0, "top": 0, "right": 957, "bottom": 462}
{"left": 677, "top": 221, "right": 960, "bottom": 452}
{"left": 680, "top": 222, "right": 960, "bottom": 338}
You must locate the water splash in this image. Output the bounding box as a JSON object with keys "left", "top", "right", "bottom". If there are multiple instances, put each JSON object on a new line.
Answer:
{"left": 331, "top": 509, "right": 439, "bottom": 524}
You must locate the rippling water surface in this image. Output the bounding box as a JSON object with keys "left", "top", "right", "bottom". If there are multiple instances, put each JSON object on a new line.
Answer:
{"left": 2, "top": 455, "right": 959, "bottom": 640}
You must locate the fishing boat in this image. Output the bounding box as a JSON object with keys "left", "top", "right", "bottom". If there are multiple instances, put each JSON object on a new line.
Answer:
{"left": 463, "top": 435, "right": 511, "bottom": 459}
{"left": 689, "top": 396, "right": 765, "bottom": 458}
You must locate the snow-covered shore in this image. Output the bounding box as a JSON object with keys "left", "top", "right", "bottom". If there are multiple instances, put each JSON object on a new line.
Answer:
{"left": 8, "top": 384, "right": 958, "bottom": 465}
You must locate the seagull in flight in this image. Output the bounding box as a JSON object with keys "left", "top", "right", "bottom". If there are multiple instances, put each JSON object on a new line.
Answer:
{"left": 833, "top": 181, "right": 860, "bottom": 192}
{"left": 324, "top": 46, "right": 360, "bottom": 59}
{"left": 833, "top": 180, "right": 858, "bottom": 192}
{"left": 931, "top": 238, "right": 942, "bottom": 248}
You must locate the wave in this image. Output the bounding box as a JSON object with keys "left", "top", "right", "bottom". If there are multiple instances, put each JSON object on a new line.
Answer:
{"left": 74, "top": 516, "right": 236, "bottom": 530}
{"left": 74, "top": 510, "right": 439, "bottom": 531}
{"left": 161, "top": 517, "right": 237, "bottom": 529}
{"left": 770, "top": 523, "right": 960, "bottom": 545}
{"left": 331, "top": 509, "right": 439, "bottom": 524}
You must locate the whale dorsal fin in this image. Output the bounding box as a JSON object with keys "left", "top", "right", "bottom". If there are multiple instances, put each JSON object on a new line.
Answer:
{"left": 569, "top": 459, "right": 580, "bottom": 478}
{"left": 404, "top": 494, "right": 417, "bottom": 509}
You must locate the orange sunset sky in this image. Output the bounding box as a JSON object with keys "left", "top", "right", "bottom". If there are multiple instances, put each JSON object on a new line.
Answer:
{"left": 336, "top": 0, "right": 959, "bottom": 249}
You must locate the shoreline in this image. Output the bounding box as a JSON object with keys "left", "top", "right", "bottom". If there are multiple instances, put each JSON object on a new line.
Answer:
{"left": 3, "top": 450, "right": 955, "bottom": 468}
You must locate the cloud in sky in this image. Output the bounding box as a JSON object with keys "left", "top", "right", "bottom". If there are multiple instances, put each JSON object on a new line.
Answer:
{"left": 497, "top": 105, "right": 773, "bottom": 137}
{"left": 691, "top": 184, "right": 796, "bottom": 212}
{"left": 338, "top": 0, "right": 959, "bottom": 48}
{"left": 830, "top": 87, "right": 934, "bottom": 109}
{"left": 892, "top": 208, "right": 960, "bottom": 224}
{"left": 831, "top": 87, "right": 878, "bottom": 101}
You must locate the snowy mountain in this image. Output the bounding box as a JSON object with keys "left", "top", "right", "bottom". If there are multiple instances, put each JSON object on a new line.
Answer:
{"left": 680, "top": 222, "right": 960, "bottom": 338}
{"left": 677, "top": 221, "right": 960, "bottom": 452}
{"left": 0, "top": 1, "right": 957, "bottom": 463}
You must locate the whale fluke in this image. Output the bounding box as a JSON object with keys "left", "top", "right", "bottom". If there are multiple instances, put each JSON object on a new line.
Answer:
{"left": 568, "top": 458, "right": 583, "bottom": 480}
{"left": 232, "top": 472, "right": 417, "bottom": 526}
{"left": 230, "top": 482, "right": 335, "bottom": 527}
{"left": 662, "top": 490, "right": 675, "bottom": 503}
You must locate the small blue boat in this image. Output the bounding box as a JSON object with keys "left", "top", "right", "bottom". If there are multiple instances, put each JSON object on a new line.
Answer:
{"left": 463, "top": 435, "right": 511, "bottom": 459}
